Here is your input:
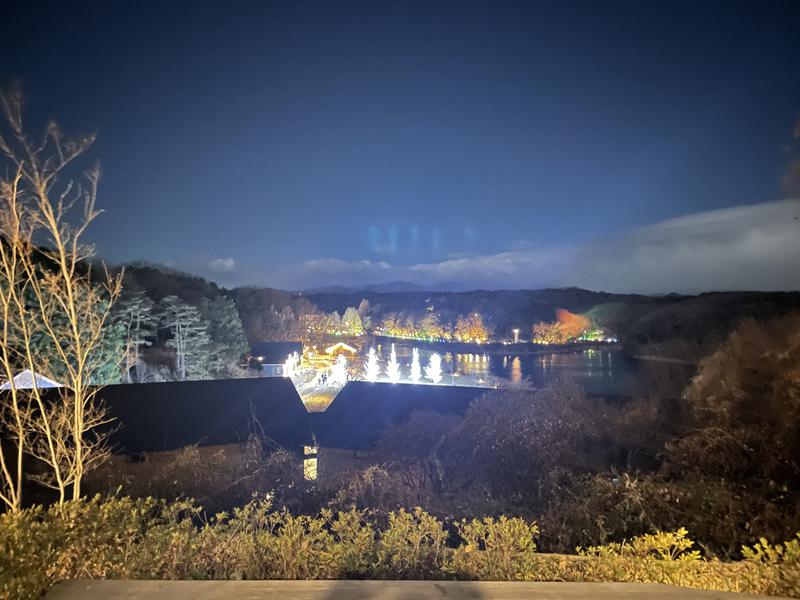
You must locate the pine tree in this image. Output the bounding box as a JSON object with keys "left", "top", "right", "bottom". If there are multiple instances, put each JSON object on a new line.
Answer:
{"left": 158, "top": 295, "right": 213, "bottom": 380}
{"left": 116, "top": 291, "right": 156, "bottom": 383}
{"left": 197, "top": 295, "right": 249, "bottom": 373}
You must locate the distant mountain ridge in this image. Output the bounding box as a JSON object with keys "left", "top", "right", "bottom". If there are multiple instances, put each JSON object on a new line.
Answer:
{"left": 304, "top": 280, "right": 429, "bottom": 294}
{"left": 118, "top": 263, "right": 800, "bottom": 364}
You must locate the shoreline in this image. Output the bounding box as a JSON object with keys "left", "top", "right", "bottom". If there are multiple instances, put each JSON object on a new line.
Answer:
{"left": 631, "top": 354, "right": 697, "bottom": 366}
{"left": 371, "top": 335, "right": 622, "bottom": 356}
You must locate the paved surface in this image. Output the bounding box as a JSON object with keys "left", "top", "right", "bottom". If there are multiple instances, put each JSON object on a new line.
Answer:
{"left": 46, "top": 580, "right": 786, "bottom": 599}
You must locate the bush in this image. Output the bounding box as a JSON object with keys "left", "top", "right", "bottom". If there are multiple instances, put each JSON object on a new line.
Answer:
{"left": 0, "top": 495, "right": 198, "bottom": 599}
{"left": 375, "top": 507, "right": 447, "bottom": 578}
{"left": 2, "top": 496, "right": 800, "bottom": 599}
{"left": 447, "top": 516, "right": 538, "bottom": 580}
{"left": 741, "top": 534, "right": 800, "bottom": 598}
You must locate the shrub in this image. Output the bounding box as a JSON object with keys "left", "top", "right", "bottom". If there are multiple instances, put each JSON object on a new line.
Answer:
{"left": 375, "top": 507, "right": 447, "bottom": 579}
{"left": 447, "top": 515, "right": 539, "bottom": 580}
{"left": 2, "top": 496, "right": 800, "bottom": 599}
{"left": 0, "top": 495, "right": 198, "bottom": 599}
{"left": 329, "top": 508, "right": 376, "bottom": 578}
{"left": 741, "top": 534, "right": 800, "bottom": 598}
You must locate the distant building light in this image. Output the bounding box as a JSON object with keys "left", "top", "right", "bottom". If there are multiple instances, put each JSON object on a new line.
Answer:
{"left": 303, "top": 445, "right": 318, "bottom": 481}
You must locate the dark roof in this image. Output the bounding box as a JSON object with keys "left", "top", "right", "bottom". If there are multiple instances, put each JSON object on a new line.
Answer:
{"left": 251, "top": 341, "right": 303, "bottom": 364}
{"left": 96, "top": 377, "right": 313, "bottom": 454}
{"left": 311, "top": 381, "right": 488, "bottom": 450}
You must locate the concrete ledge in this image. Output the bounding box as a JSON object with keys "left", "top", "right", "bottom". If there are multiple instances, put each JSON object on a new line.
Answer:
{"left": 46, "top": 580, "right": 785, "bottom": 599}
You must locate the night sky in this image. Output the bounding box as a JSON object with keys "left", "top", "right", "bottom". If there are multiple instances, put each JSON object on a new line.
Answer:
{"left": 2, "top": 0, "right": 799, "bottom": 293}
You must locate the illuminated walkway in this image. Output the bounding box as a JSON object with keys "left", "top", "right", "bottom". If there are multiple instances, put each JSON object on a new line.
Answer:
{"left": 47, "top": 580, "right": 784, "bottom": 599}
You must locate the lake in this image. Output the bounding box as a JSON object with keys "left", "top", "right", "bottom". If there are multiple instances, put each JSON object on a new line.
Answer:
{"left": 371, "top": 339, "right": 694, "bottom": 397}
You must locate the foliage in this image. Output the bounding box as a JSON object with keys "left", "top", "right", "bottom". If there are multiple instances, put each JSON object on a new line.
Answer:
{"left": 83, "top": 438, "right": 307, "bottom": 516}
{"left": 447, "top": 516, "right": 539, "bottom": 580}
{"left": 157, "top": 295, "right": 214, "bottom": 380}
{"left": 667, "top": 314, "right": 800, "bottom": 486}
{"left": 741, "top": 534, "right": 800, "bottom": 598}
{"left": 2, "top": 496, "right": 799, "bottom": 599}
{"left": 454, "top": 313, "right": 490, "bottom": 343}
{"left": 531, "top": 308, "right": 591, "bottom": 344}
{"left": 115, "top": 290, "right": 157, "bottom": 383}
{"left": 375, "top": 507, "right": 448, "bottom": 578}
{"left": 196, "top": 295, "right": 249, "bottom": 370}
{"left": 341, "top": 307, "right": 364, "bottom": 336}
{"left": 0, "top": 86, "right": 122, "bottom": 508}
{"left": 439, "top": 382, "right": 608, "bottom": 511}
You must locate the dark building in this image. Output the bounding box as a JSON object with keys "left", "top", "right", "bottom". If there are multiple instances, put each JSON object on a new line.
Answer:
{"left": 311, "top": 381, "right": 488, "bottom": 450}
{"left": 96, "top": 377, "right": 313, "bottom": 454}
{"left": 250, "top": 341, "right": 303, "bottom": 376}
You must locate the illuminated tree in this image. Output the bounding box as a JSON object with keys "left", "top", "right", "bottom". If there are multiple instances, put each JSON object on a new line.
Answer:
{"left": 357, "top": 298, "right": 371, "bottom": 329}
{"left": 410, "top": 347, "right": 422, "bottom": 383}
{"left": 116, "top": 291, "right": 156, "bottom": 383}
{"left": 341, "top": 306, "right": 364, "bottom": 336}
{"left": 454, "top": 313, "right": 491, "bottom": 343}
{"left": 386, "top": 343, "right": 401, "bottom": 383}
{"left": 331, "top": 354, "right": 348, "bottom": 385}
{"left": 532, "top": 321, "right": 567, "bottom": 344}
{"left": 419, "top": 312, "right": 445, "bottom": 340}
{"left": 283, "top": 351, "right": 299, "bottom": 377}
{"left": 196, "top": 295, "right": 249, "bottom": 373}
{"left": 555, "top": 308, "right": 592, "bottom": 339}
{"left": 425, "top": 352, "right": 442, "bottom": 384}
{"left": 380, "top": 312, "right": 399, "bottom": 336}
{"left": 364, "top": 347, "right": 380, "bottom": 382}
{"left": 0, "top": 86, "right": 123, "bottom": 506}
{"left": 158, "top": 295, "right": 213, "bottom": 380}
{"left": 325, "top": 310, "right": 342, "bottom": 335}
{"left": 531, "top": 309, "right": 592, "bottom": 344}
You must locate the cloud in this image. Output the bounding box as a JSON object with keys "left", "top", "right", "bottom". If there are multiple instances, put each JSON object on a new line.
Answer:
{"left": 284, "top": 199, "right": 800, "bottom": 293}
{"left": 208, "top": 257, "right": 236, "bottom": 273}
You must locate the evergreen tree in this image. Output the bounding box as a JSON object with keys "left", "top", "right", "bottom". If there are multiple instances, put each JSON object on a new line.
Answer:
{"left": 158, "top": 295, "right": 213, "bottom": 380}
{"left": 116, "top": 291, "right": 157, "bottom": 383}
{"left": 341, "top": 306, "right": 364, "bottom": 336}
{"left": 197, "top": 295, "right": 249, "bottom": 372}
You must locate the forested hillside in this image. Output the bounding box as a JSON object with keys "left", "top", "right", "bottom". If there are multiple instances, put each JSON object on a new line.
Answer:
{"left": 117, "top": 264, "right": 800, "bottom": 370}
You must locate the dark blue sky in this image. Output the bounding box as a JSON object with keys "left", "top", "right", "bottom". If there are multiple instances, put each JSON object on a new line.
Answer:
{"left": 2, "top": 0, "right": 799, "bottom": 291}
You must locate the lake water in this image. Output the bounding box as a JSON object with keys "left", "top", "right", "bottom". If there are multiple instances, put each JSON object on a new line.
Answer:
{"left": 372, "top": 340, "right": 693, "bottom": 397}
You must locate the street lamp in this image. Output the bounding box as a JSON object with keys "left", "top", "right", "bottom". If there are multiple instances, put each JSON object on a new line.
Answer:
{"left": 512, "top": 328, "right": 520, "bottom": 344}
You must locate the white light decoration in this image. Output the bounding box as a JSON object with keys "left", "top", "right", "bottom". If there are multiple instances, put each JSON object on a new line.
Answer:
{"left": 386, "top": 343, "right": 401, "bottom": 383}
{"left": 331, "top": 355, "right": 348, "bottom": 385}
{"left": 425, "top": 352, "right": 442, "bottom": 384}
{"left": 410, "top": 347, "right": 421, "bottom": 383}
{"left": 283, "top": 351, "right": 299, "bottom": 378}
{"left": 364, "top": 347, "right": 380, "bottom": 382}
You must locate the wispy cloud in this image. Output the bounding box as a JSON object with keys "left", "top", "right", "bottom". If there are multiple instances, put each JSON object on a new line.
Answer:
{"left": 283, "top": 199, "right": 800, "bottom": 293}
{"left": 208, "top": 257, "right": 237, "bottom": 273}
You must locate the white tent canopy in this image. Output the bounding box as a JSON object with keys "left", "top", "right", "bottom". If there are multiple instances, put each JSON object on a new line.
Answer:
{"left": 0, "top": 369, "right": 63, "bottom": 390}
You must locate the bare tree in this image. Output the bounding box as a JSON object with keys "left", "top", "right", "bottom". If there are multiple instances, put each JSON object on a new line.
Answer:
{"left": 0, "top": 168, "right": 38, "bottom": 511}
{"left": 0, "top": 85, "right": 122, "bottom": 505}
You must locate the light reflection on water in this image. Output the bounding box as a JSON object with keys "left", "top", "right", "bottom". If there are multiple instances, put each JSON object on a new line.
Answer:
{"left": 375, "top": 343, "right": 641, "bottom": 396}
